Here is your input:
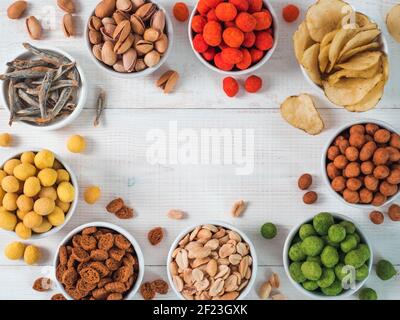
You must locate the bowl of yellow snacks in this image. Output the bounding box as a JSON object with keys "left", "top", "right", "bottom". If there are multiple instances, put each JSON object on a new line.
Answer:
{"left": 0, "top": 149, "right": 78, "bottom": 239}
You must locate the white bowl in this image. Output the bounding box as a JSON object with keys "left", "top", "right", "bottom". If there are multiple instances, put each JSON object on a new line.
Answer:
{"left": 283, "top": 213, "right": 373, "bottom": 300}
{"left": 300, "top": 13, "right": 390, "bottom": 94}
{"left": 84, "top": 2, "right": 173, "bottom": 78}
{"left": 0, "top": 149, "right": 79, "bottom": 240}
{"left": 166, "top": 220, "right": 258, "bottom": 300}
{"left": 0, "top": 46, "right": 87, "bottom": 131}
{"left": 53, "top": 221, "right": 145, "bottom": 300}
{"left": 322, "top": 119, "right": 400, "bottom": 209}
{"left": 188, "top": 0, "right": 279, "bottom": 76}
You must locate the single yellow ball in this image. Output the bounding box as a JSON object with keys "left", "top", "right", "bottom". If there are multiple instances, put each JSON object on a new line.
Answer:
{"left": 0, "top": 211, "right": 17, "bottom": 231}
{"left": 3, "top": 192, "right": 18, "bottom": 211}
{"left": 4, "top": 241, "right": 25, "bottom": 260}
{"left": 16, "top": 209, "right": 28, "bottom": 221}
{"left": 0, "top": 170, "right": 7, "bottom": 182}
{"left": 1, "top": 175, "right": 20, "bottom": 193}
{"left": 38, "top": 168, "right": 57, "bottom": 187}
{"left": 67, "top": 135, "right": 86, "bottom": 153}
{"left": 34, "top": 149, "right": 55, "bottom": 169}
{"left": 48, "top": 207, "right": 65, "bottom": 227}
{"left": 13, "top": 163, "right": 37, "bottom": 181}
{"left": 38, "top": 187, "right": 57, "bottom": 201}
{"left": 23, "top": 211, "right": 43, "bottom": 228}
{"left": 56, "top": 169, "right": 70, "bottom": 183}
{"left": 0, "top": 133, "right": 12, "bottom": 147}
{"left": 16, "top": 194, "right": 34, "bottom": 213}
{"left": 20, "top": 151, "right": 35, "bottom": 164}
{"left": 56, "top": 199, "right": 70, "bottom": 213}
{"left": 33, "top": 198, "right": 55, "bottom": 216}
{"left": 24, "top": 245, "right": 40, "bottom": 265}
{"left": 15, "top": 222, "right": 31, "bottom": 239}
{"left": 3, "top": 159, "right": 21, "bottom": 175}
{"left": 57, "top": 182, "right": 75, "bottom": 203}
{"left": 24, "top": 177, "right": 41, "bottom": 197}
{"left": 84, "top": 185, "right": 101, "bottom": 204}
{"left": 32, "top": 218, "right": 52, "bottom": 233}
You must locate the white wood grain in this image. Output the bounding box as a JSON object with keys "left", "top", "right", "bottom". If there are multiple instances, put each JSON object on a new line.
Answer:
{"left": 0, "top": 0, "right": 399, "bottom": 300}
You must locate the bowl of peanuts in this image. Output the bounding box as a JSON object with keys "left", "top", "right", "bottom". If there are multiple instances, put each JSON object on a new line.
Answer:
{"left": 322, "top": 120, "right": 400, "bottom": 209}
{"left": 167, "top": 221, "right": 257, "bottom": 300}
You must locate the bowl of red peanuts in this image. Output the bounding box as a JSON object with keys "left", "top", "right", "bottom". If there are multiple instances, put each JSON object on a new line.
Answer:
{"left": 188, "top": 0, "right": 278, "bottom": 75}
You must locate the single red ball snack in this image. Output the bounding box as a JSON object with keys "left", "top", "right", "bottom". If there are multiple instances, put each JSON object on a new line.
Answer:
{"left": 252, "top": 11, "right": 272, "bottom": 30}
{"left": 250, "top": 48, "right": 264, "bottom": 63}
{"left": 221, "top": 47, "right": 244, "bottom": 64}
{"left": 245, "top": 75, "right": 262, "bottom": 93}
{"left": 282, "top": 4, "right": 300, "bottom": 23}
{"left": 203, "top": 21, "right": 223, "bottom": 46}
{"left": 207, "top": 9, "right": 218, "bottom": 21}
{"left": 235, "top": 12, "right": 257, "bottom": 32}
{"left": 255, "top": 31, "right": 274, "bottom": 50}
{"left": 215, "top": 2, "right": 238, "bottom": 21}
{"left": 236, "top": 48, "right": 252, "bottom": 70}
{"left": 191, "top": 15, "right": 207, "bottom": 33}
{"left": 248, "top": 0, "right": 263, "bottom": 13}
{"left": 197, "top": 0, "right": 211, "bottom": 15}
{"left": 229, "top": 0, "right": 249, "bottom": 12}
{"left": 193, "top": 34, "right": 209, "bottom": 53}
{"left": 242, "top": 31, "right": 256, "bottom": 47}
{"left": 202, "top": 46, "right": 216, "bottom": 61}
{"left": 223, "top": 27, "right": 244, "bottom": 48}
{"left": 173, "top": 2, "right": 189, "bottom": 22}
{"left": 214, "top": 53, "right": 234, "bottom": 71}
{"left": 223, "top": 77, "right": 239, "bottom": 97}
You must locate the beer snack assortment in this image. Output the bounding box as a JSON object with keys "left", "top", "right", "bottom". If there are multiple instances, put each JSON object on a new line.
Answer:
{"left": 0, "top": 0, "right": 399, "bottom": 301}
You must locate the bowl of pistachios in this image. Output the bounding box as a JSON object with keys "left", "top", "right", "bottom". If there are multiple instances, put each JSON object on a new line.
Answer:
{"left": 85, "top": 0, "right": 173, "bottom": 78}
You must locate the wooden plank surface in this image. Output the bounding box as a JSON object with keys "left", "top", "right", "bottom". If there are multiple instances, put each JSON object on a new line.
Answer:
{"left": 0, "top": 0, "right": 399, "bottom": 300}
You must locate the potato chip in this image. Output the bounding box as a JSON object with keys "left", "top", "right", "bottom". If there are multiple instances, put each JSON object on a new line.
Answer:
{"left": 336, "top": 51, "right": 382, "bottom": 71}
{"left": 337, "top": 42, "right": 380, "bottom": 63}
{"left": 318, "top": 44, "right": 330, "bottom": 72}
{"left": 320, "top": 30, "right": 338, "bottom": 48}
{"left": 345, "top": 80, "right": 385, "bottom": 112}
{"left": 327, "top": 61, "right": 381, "bottom": 85}
{"left": 293, "top": 22, "right": 315, "bottom": 63}
{"left": 306, "top": 0, "right": 349, "bottom": 42}
{"left": 280, "top": 94, "right": 324, "bottom": 135}
{"left": 302, "top": 43, "right": 322, "bottom": 85}
{"left": 386, "top": 4, "right": 400, "bottom": 43}
{"left": 328, "top": 28, "right": 358, "bottom": 70}
{"left": 323, "top": 73, "right": 382, "bottom": 106}
{"left": 339, "top": 28, "right": 381, "bottom": 58}
{"left": 355, "top": 12, "right": 372, "bottom": 27}
{"left": 382, "top": 54, "right": 389, "bottom": 82}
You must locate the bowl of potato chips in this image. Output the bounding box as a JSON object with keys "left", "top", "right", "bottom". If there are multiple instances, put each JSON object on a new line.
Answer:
{"left": 293, "top": 0, "right": 389, "bottom": 113}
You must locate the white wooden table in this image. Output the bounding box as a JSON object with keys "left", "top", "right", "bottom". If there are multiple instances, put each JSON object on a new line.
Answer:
{"left": 0, "top": 0, "right": 399, "bottom": 300}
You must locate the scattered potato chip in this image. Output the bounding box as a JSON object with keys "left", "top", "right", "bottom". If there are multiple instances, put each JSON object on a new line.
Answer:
{"left": 338, "top": 42, "right": 380, "bottom": 63}
{"left": 336, "top": 51, "right": 382, "bottom": 71}
{"left": 339, "top": 28, "right": 381, "bottom": 59}
{"left": 323, "top": 73, "right": 382, "bottom": 106}
{"left": 306, "top": 0, "right": 349, "bottom": 42}
{"left": 328, "top": 62, "right": 380, "bottom": 85}
{"left": 293, "top": 22, "right": 315, "bottom": 63}
{"left": 386, "top": 4, "right": 400, "bottom": 43}
{"left": 345, "top": 80, "right": 385, "bottom": 112}
{"left": 302, "top": 44, "right": 322, "bottom": 85}
{"left": 280, "top": 94, "right": 324, "bottom": 135}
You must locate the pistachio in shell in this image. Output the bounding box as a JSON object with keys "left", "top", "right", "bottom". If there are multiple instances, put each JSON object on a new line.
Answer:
{"left": 144, "top": 28, "right": 161, "bottom": 42}
{"left": 135, "top": 40, "right": 153, "bottom": 55}
{"left": 151, "top": 10, "right": 166, "bottom": 32}
{"left": 102, "top": 17, "right": 116, "bottom": 25}
{"left": 144, "top": 50, "right": 160, "bottom": 67}
{"left": 95, "top": 0, "right": 116, "bottom": 18}
{"left": 101, "top": 40, "right": 118, "bottom": 66}
{"left": 7, "top": 0, "right": 27, "bottom": 19}
{"left": 135, "top": 2, "right": 157, "bottom": 21}
{"left": 113, "top": 60, "right": 126, "bottom": 72}
{"left": 26, "top": 16, "right": 42, "bottom": 40}
{"left": 100, "top": 23, "right": 116, "bottom": 41}
{"left": 116, "top": 0, "right": 133, "bottom": 12}
{"left": 113, "top": 20, "right": 131, "bottom": 42}
{"left": 113, "top": 10, "right": 130, "bottom": 24}
{"left": 130, "top": 14, "right": 145, "bottom": 35}
{"left": 155, "top": 33, "right": 169, "bottom": 54}
{"left": 89, "top": 29, "right": 103, "bottom": 44}
{"left": 156, "top": 70, "right": 179, "bottom": 94}
{"left": 62, "top": 14, "right": 75, "bottom": 37}
{"left": 123, "top": 48, "right": 138, "bottom": 72}
{"left": 89, "top": 16, "right": 103, "bottom": 31}
{"left": 114, "top": 33, "right": 135, "bottom": 54}
{"left": 134, "top": 59, "right": 146, "bottom": 72}
{"left": 92, "top": 44, "right": 103, "bottom": 60}
{"left": 57, "top": 0, "right": 75, "bottom": 14}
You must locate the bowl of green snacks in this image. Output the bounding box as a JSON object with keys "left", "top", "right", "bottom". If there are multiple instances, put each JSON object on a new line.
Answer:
{"left": 283, "top": 212, "right": 373, "bottom": 299}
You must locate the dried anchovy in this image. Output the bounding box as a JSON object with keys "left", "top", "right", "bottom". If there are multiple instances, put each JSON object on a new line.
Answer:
{"left": 38, "top": 70, "right": 56, "bottom": 118}
{"left": 54, "top": 62, "right": 76, "bottom": 81}
{"left": 94, "top": 89, "right": 106, "bottom": 127}
{"left": 8, "top": 81, "right": 17, "bottom": 125}
{"left": 17, "top": 89, "right": 39, "bottom": 108}
{"left": 50, "top": 87, "right": 73, "bottom": 119}
{"left": 7, "top": 59, "right": 49, "bottom": 70}
{"left": 0, "top": 67, "right": 54, "bottom": 80}
{"left": 22, "top": 43, "right": 65, "bottom": 66}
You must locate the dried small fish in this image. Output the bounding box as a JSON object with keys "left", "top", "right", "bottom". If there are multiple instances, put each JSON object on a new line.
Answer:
{"left": 22, "top": 43, "right": 65, "bottom": 66}
{"left": 50, "top": 87, "right": 73, "bottom": 119}
{"left": 8, "top": 81, "right": 17, "bottom": 125}
{"left": 94, "top": 89, "right": 106, "bottom": 127}
{"left": 17, "top": 89, "right": 39, "bottom": 108}
{"left": 38, "top": 70, "right": 56, "bottom": 118}
{"left": 0, "top": 67, "right": 54, "bottom": 80}
{"left": 7, "top": 59, "right": 49, "bottom": 70}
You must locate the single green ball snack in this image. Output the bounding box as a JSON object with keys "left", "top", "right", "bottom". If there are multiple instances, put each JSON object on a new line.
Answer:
{"left": 317, "top": 268, "right": 336, "bottom": 288}
{"left": 299, "top": 224, "right": 316, "bottom": 240}
{"left": 301, "top": 236, "right": 324, "bottom": 257}
{"left": 307, "top": 256, "right": 322, "bottom": 264}
{"left": 301, "top": 261, "right": 322, "bottom": 281}
{"left": 321, "top": 245, "right": 339, "bottom": 268}
{"left": 340, "top": 234, "right": 358, "bottom": 253}
{"left": 289, "top": 242, "right": 306, "bottom": 262}
{"left": 303, "top": 280, "right": 319, "bottom": 291}
{"left": 356, "top": 264, "right": 369, "bottom": 281}
{"left": 340, "top": 220, "right": 355, "bottom": 234}
{"left": 289, "top": 262, "right": 306, "bottom": 283}
{"left": 323, "top": 235, "right": 339, "bottom": 248}
{"left": 376, "top": 260, "right": 397, "bottom": 281}
{"left": 261, "top": 222, "right": 277, "bottom": 239}
{"left": 321, "top": 279, "right": 343, "bottom": 296}
{"left": 345, "top": 249, "right": 367, "bottom": 269}
{"left": 357, "top": 244, "right": 371, "bottom": 261}
{"left": 335, "top": 263, "right": 347, "bottom": 281}
{"left": 359, "top": 288, "right": 377, "bottom": 300}
{"left": 328, "top": 224, "right": 346, "bottom": 243}
{"left": 313, "top": 212, "right": 334, "bottom": 235}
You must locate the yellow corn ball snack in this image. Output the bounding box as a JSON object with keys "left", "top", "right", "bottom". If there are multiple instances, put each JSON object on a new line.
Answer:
{"left": 84, "top": 186, "right": 101, "bottom": 204}
{"left": 67, "top": 135, "right": 86, "bottom": 153}
{"left": 4, "top": 242, "right": 25, "bottom": 260}
{"left": 15, "top": 222, "right": 31, "bottom": 239}
{"left": 0, "top": 210, "right": 17, "bottom": 231}
{"left": 33, "top": 198, "right": 55, "bottom": 216}
{"left": 23, "top": 211, "right": 43, "bottom": 228}
{"left": 57, "top": 182, "right": 75, "bottom": 203}
{"left": 38, "top": 168, "right": 57, "bottom": 187}
{"left": 0, "top": 133, "right": 12, "bottom": 147}
{"left": 24, "top": 245, "right": 40, "bottom": 265}
{"left": 34, "top": 149, "right": 55, "bottom": 169}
